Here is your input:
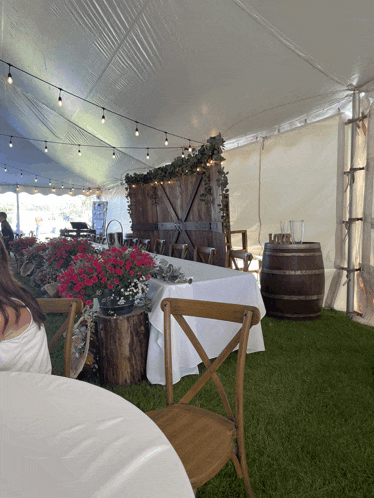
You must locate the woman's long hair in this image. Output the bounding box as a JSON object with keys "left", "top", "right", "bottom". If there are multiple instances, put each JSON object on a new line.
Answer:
{"left": 0, "top": 238, "right": 45, "bottom": 337}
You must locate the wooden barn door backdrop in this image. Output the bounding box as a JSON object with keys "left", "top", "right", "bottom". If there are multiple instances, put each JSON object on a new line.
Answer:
{"left": 128, "top": 163, "right": 228, "bottom": 267}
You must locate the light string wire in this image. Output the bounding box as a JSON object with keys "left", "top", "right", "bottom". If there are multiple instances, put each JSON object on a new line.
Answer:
{"left": 0, "top": 59, "right": 204, "bottom": 146}
{"left": 0, "top": 159, "right": 98, "bottom": 192}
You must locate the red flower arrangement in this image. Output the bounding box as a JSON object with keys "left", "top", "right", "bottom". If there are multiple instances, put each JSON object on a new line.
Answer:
{"left": 45, "top": 237, "right": 96, "bottom": 272}
{"left": 57, "top": 245, "right": 155, "bottom": 307}
{"left": 10, "top": 236, "right": 37, "bottom": 254}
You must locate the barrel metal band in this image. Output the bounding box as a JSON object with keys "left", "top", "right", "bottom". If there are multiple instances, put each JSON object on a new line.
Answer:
{"left": 261, "top": 269, "right": 324, "bottom": 275}
{"left": 261, "top": 291, "right": 324, "bottom": 301}
{"left": 268, "top": 311, "right": 321, "bottom": 319}
{"left": 265, "top": 251, "right": 322, "bottom": 257}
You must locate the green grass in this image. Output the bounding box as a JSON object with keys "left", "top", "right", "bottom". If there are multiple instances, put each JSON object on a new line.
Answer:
{"left": 20, "top": 274, "right": 374, "bottom": 497}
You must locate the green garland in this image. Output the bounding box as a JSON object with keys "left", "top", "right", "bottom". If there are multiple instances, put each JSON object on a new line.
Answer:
{"left": 124, "top": 133, "right": 230, "bottom": 231}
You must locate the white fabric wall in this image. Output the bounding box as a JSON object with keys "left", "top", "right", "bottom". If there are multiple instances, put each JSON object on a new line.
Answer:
{"left": 224, "top": 115, "right": 342, "bottom": 308}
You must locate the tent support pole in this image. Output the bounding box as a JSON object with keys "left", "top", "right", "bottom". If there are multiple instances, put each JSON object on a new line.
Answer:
{"left": 16, "top": 190, "right": 20, "bottom": 235}
{"left": 346, "top": 90, "right": 360, "bottom": 316}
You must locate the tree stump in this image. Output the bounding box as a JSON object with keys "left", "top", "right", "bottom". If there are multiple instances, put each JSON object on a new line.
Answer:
{"left": 97, "top": 309, "right": 149, "bottom": 386}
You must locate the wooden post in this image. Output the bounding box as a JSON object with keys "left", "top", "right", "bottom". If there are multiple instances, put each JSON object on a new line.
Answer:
{"left": 97, "top": 309, "right": 149, "bottom": 386}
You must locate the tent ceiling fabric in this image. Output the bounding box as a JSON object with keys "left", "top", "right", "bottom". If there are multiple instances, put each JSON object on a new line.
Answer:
{"left": 0, "top": 0, "right": 373, "bottom": 192}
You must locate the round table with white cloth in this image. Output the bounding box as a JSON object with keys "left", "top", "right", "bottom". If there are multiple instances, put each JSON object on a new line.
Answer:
{"left": 0, "top": 372, "right": 194, "bottom": 498}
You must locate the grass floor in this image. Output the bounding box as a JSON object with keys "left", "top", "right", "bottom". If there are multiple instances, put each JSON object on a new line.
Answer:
{"left": 19, "top": 275, "right": 374, "bottom": 497}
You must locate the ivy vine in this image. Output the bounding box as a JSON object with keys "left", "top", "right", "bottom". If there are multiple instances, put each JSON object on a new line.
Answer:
{"left": 124, "top": 134, "right": 230, "bottom": 232}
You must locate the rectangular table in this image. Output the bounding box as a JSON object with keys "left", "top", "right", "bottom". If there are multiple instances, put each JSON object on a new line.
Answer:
{"left": 146, "top": 255, "right": 266, "bottom": 385}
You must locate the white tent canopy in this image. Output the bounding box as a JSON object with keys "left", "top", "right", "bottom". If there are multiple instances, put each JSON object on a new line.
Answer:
{"left": 1, "top": 0, "right": 373, "bottom": 192}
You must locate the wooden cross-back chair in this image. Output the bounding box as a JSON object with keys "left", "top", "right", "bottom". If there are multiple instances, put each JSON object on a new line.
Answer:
{"left": 37, "top": 298, "right": 83, "bottom": 377}
{"left": 147, "top": 298, "right": 261, "bottom": 497}
{"left": 193, "top": 246, "right": 216, "bottom": 265}
{"left": 135, "top": 238, "right": 151, "bottom": 251}
{"left": 153, "top": 239, "right": 166, "bottom": 255}
{"left": 169, "top": 243, "right": 189, "bottom": 259}
{"left": 226, "top": 249, "right": 253, "bottom": 272}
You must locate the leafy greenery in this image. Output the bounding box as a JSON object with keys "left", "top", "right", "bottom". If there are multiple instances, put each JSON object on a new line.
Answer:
{"left": 124, "top": 134, "right": 230, "bottom": 231}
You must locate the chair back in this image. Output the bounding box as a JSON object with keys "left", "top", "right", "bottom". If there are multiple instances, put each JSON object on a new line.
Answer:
{"left": 161, "top": 297, "right": 260, "bottom": 410}
{"left": 193, "top": 246, "right": 216, "bottom": 265}
{"left": 226, "top": 249, "right": 253, "bottom": 272}
{"left": 137, "top": 239, "right": 151, "bottom": 251}
{"left": 38, "top": 298, "right": 83, "bottom": 377}
{"left": 153, "top": 239, "right": 166, "bottom": 255}
{"left": 169, "top": 243, "right": 189, "bottom": 259}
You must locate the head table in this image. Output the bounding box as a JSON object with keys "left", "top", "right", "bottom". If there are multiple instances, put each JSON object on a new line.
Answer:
{"left": 0, "top": 372, "right": 194, "bottom": 498}
{"left": 146, "top": 255, "right": 266, "bottom": 385}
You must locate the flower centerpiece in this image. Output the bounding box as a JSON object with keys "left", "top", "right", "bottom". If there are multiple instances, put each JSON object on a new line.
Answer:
{"left": 57, "top": 245, "right": 156, "bottom": 315}
{"left": 9, "top": 236, "right": 37, "bottom": 255}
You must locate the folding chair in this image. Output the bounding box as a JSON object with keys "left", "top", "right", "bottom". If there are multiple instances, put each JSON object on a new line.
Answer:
{"left": 169, "top": 243, "right": 189, "bottom": 259}
{"left": 147, "top": 298, "right": 260, "bottom": 497}
{"left": 37, "top": 298, "right": 83, "bottom": 377}
{"left": 193, "top": 246, "right": 216, "bottom": 265}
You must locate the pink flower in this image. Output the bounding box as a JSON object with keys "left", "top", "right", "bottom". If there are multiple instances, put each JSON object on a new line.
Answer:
{"left": 107, "top": 283, "right": 114, "bottom": 289}
{"left": 146, "top": 275, "right": 151, "bottom": 280}
{"left": 114, "top": 278, "right": 119, "bottom": 285}
{"left": 130, "top": 270, "right": 134, "bottom": 277}
{"left": 115, "top": 268, "right": 123, "bottom": 276}
{"left": 85, "top": 299, "right": 93, "bottom": 307}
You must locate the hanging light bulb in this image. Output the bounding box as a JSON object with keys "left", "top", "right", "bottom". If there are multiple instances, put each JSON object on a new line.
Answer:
{"left": 69, "top": 189, "right": 72, "bottom": 194}
{"left": 49, "top": 179, "right": 51, "bottom": 186}
{"left": 21, "top": 170, "right": 23, "bottom": 177}
{"left": 164, "top": 133, "right": 168, "bottom": 146}
{"left": 188, "top": 141, "right": 192, "bottom": 152}
{"left": 82, "top": 188, "right": 85, "bottom": 194}
{"left": 4, "top": 166, "right": 7, "bottom": 172}
{"left": 72, "top": 185, "right": 74, "bottom": 191}
{"left": 9, "top": 136, "right": 13, "bottom": 148}
{"left": 44, "top": 142, "right": 48, "bottom": 153}
{"left": 52, "top": 187, "right": 56, "bottom": 192}
{"left": 7, "top": 64, "right": 13, "bottom": 84}
{"left": 16, "top": 184, "right": 20, "bottom": 191}
{"left": 135, "top": 123, "right": 139, "bottom": 136}
{"left": 58, "top": 88, "right": 63, "bottom": 107}
{"left": 78, "top": 146, "right": 81, "bottom": 156}
{"left": 112, "top": 148, "right": 116, "bottom": 159}
{"left": 101, "top": 108, "right": 106, "bottom": 124}
{"left": 61, "top": 183, "right": 64, "bottom": 189}
{"left": 34, "top": 175, "right": 38, "bottom": 182}
{"left": 146, "top": 148, "right": 150, "bottom": 160}
{"left": 181, "top": 148, "right": 185, "bottom": 158}
{"left": 34, "top": 188, "right": 37, "bottom": 193}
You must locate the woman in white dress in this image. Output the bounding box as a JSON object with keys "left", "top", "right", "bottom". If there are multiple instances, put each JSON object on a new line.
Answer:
{"left": 0, "top": 238, "right": 52, "bottom": 373}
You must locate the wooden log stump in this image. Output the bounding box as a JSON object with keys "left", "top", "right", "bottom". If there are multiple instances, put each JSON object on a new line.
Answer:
{"left": 97, "top": 309, "right": 149, "bottom": 386}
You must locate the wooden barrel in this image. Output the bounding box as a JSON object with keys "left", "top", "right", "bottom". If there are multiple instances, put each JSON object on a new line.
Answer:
{"left": 260, "top": 242, "right": 325, "bottom": 321}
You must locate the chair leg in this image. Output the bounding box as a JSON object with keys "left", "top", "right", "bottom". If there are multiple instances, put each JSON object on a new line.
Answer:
{"left": 235, "top": 443, "right": 254, "bottom": 498}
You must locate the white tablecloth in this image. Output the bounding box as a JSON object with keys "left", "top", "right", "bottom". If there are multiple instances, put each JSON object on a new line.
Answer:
{"left": 146, "top": 255, "right": 266, "bottom": 385}
{"left": 0, "top": 372, "right": 194, "bottom": 498}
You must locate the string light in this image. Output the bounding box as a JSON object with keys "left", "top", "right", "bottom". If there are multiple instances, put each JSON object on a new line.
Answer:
{"left": 9, "top": 136, "right": 13, "bottom": 148}
{"left": 72, "top": 185, "right": 74, "bottom": 191}
{"left": 20, "top": 170, "right": 23, "bottom": 177}
{"left": 52, "top": 187, "right": 56, "bottom": 192}
{"left": 49, "top": 179, "right": 51, "bottom": 186}
{"left": 146, "top": 148, "right": 150, "bottom": 160}
{"left": 44, "top": 141, "right": 48, "bottom": 153}
{"left": 181, "top": 148, "right": 185, "bottom": 158}
{"left": 58, "top": 88, "right": 63, "bottom": 107}
{"left": 61, "top": 183, "right": 64, "bottom": 189}
{"left": 34, "top": 175, "right": 38, "bottom": 182}
{"left": 34, "top": 188, "right": 37, "bottom": 193}
{"left": 164, "top": 133, "right": 168, "bottom": 146}
{"left": 4, "top": 166, "right": 7, "bottom": 172}
{"left": 112, "top": 148, "right": 115, "bottom": 159}
{"left": 135, "top": 123, "right": 139, "bottom": 136}
{"left": 101, "top": 108, "right": 105, "bottom": 124}
{"left": 16, "top": 184, "right": 20, "bottom": 191}
{"left": 188, "top": 141, "right": 192, "bottom": 152}
{"left": 78, "top": 146, "right": 81, "bottom": 156}
{"left": 7, "top": 64, "right": 13, "bottom": 84}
